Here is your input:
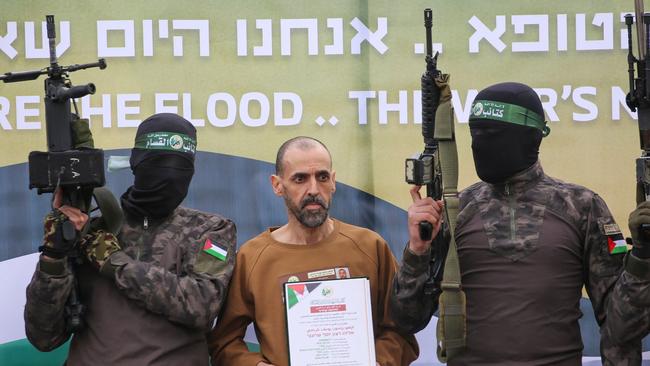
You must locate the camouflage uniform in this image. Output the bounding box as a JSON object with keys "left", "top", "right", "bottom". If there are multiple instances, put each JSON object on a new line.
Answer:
{"left": 390, "top": 161, "right": 644, "bottom": 365}
{"left": 25, "top": 206, "right": 236, "bottom": 366}
{"left": 603, "top": 248, "right": 650, "bottom": 350}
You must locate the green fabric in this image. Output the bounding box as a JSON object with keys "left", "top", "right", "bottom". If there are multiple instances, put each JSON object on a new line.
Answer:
{"left": 470, "top": 99, "right": 550, "bottom": 136}
{"left": 91, "top": 186, "right": 124, "bottom": 236}
{"left": 70, "top": 115, "right": 95, "bottom": 149}
{"left": 0, "top": 338, "right": 261, "bottom": 365}
{"left": 246, "top": 342, "right": 261, "bottom": 352}
{"left": 0, "top": 338, "right": 69, "bottom": 366}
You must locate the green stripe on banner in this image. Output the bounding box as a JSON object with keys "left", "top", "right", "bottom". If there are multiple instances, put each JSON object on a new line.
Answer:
{"left": 0, "top": 337, "right": 260, "bottom": 364}
{"left": 0, "top": 338, "right": 69, "bottom": 366}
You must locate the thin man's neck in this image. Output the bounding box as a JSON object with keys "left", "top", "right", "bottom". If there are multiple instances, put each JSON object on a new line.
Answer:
{"left": 272, "top": 217, "right": 334, "bottom": 245}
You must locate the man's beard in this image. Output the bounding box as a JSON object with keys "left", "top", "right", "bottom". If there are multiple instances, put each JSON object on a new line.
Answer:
{"left": 284, "top": 194, "right": 330, "bottom": 228}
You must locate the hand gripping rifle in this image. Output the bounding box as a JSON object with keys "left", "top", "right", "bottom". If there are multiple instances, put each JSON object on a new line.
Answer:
{"left": 624, "top": 1, "right": 650, "bottom": 273}
{"left": 1, "top": 15, "right": 121, "bottom": 331}
{"left": 404, "top": 9, "right": 465, "bottom": 361}
{"left": 626, "top": 3, "right": 650, "bottom": 228}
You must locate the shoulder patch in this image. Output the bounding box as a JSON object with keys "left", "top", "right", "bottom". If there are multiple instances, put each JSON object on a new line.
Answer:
{"left": 602, "top": 223, "right": 621, "bottom": 236}
{"left": 202, "top": 238, "right": 228, "bottom": 261}
{"left": 606, "top": 232, "right": 628, "bottom": 255}
{"left": 195, "top": 238, "right": 231, "bottom": 275}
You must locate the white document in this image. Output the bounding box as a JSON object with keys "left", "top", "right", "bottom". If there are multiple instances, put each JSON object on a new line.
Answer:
{"left": 284, "top": 277, "right": 376, "bottom": 366}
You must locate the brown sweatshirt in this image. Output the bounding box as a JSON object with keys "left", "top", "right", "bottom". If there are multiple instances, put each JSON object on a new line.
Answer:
{"left": 208, "top": 219, "right": 418, "bottom": 366}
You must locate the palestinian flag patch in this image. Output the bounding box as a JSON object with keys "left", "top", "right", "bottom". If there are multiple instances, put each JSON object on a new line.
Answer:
{"left": 607, "top": 233, "right": 628, "bottom": 255}
{"left": 203, "top": 238, "right": 228, "bottom": 261}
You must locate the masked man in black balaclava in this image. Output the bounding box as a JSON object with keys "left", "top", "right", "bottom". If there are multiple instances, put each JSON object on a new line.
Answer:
{"left": 391, "top": 82, "right": 645, "bottom": 365}
{"left": 468, "top": 82, "right": 547, "bottom": 184}
{"left": 25, "top": 113, "right": 237, "bottom": 366}
{"left": 121, "top": 113, "right": 199, "bottom": 223}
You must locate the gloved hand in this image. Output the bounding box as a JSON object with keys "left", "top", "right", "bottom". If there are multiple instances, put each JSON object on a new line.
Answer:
{"left": 40, "top": 210, "right": 76, "bottom": 259}
{"left": 40, "top": 189, "right": 89, "bottom": 260}
{"left": 79, "top": 230, "right": 121, "bottom": 271}
{"left": 628, "top": 201, "right": 650, "bottom": 258}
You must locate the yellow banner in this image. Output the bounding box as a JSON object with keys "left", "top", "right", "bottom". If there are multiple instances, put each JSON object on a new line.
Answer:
{"left": 0, "top": 0, "right": 639, "bottom": 231}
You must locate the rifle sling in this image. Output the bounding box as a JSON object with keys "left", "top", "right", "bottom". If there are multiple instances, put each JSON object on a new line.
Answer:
{"left": 433, "top": 90, "right": 467, "bottom": 362}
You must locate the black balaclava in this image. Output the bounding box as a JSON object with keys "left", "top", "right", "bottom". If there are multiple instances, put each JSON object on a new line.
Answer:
{"left": 121, "top": 113, "right": 197, "bottom": 219}
{"left": 468, "top": 82, "right": 549, "bottom": 184}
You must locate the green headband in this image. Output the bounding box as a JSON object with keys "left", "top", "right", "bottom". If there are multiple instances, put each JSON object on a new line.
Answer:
{"left": 134, "top": 131, "right": 196, "bottom": 154}
{"left": 470, "top": 99, "right": 550, "bottom": 137}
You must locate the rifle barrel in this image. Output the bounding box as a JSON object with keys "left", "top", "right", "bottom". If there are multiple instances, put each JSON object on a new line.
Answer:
{"left": 642, "top": 13, "right": 650, "bottom": 101}
{"left": 424, "top": 9, "right": 433, "bottom": 57}
{"left": 627, "top": 15, "right": 637, "bottom": 98}
{"left": 0, "top": 69, "right": 46, "bottom": 83}
{"left": 46, "top": 15, "right": 58, "bottom": 67}
{"left": 636, "top": 0, "right": 646, "bottom": 60}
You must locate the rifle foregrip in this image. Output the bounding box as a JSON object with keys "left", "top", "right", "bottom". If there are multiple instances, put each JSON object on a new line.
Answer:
{"left": 419, "top": 221, "right": 433, "bottom": 241}
{"left": 421, "top": 72, "right": 439, "bottom": 142}
{"left": 56, "top": 83, "right": 96, "bottom": 100}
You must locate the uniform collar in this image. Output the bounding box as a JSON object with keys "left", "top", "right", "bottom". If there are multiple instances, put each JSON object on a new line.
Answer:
{"left": 123, "top": 207, "right": 178, "bottom": 229}
{"left": 491, "top": 160, "right": 544, "bottom": 196}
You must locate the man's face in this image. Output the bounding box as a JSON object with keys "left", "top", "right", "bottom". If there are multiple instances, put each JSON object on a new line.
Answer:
{"left": 271, "top": 145, "right": 336, "bottom": 228}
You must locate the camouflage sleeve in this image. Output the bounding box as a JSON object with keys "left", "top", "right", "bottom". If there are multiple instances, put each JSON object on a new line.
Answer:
{"left": 374, "top": 239, "right": 419, "bottom": 366}
{"left": 389, "top": 231, "right": 447, "bottom": 333}
{"left": 24, "top": 257, "right": 74, "bottom": 351}
{"left": 582, "top": 194, "right": 642, "bottom": 365}
{"left": 107, "top": 217, "right": 236, "bottom": 330}
{"left": 603, "top": 253, "right": 650, "bottom": 348}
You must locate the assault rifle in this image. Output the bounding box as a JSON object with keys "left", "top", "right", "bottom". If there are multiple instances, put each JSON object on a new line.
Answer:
{"left": 1, "top": 15, "right": 119, "bottom": 331}
{"left": 404, "top": 9, "right": 464, "bottom": 361}
{"left": 404, "top": 9, "right": 448, "bottom": 282}
{"left": 625, "top": 2, "right": 650, "bottom": 234}
{"left": 404, "top": 8, "right": 442, "bottom": 242}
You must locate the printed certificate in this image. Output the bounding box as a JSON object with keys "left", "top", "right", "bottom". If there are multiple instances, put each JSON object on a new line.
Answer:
{"left": 284, "top": 277, "right": 376, "bottom": 366}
